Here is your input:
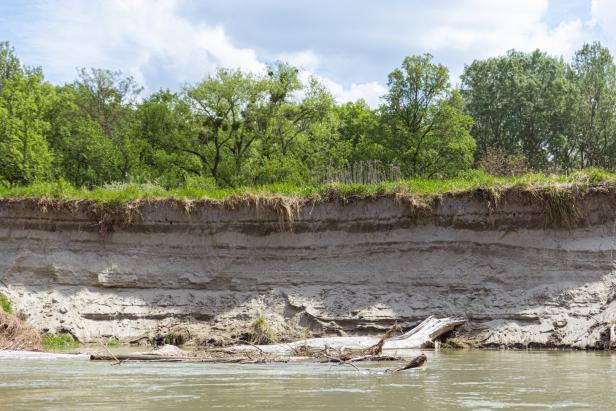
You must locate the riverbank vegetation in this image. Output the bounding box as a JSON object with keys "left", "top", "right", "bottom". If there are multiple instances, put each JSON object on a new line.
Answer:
{"left": 3, "top": 41, "right": 616, "bottom": 196}
{"left": 0, "top": 293, "right": 12, "bottom": 314}
{"left": 0, "top": 311, "right": 41, "bottom": 351}
{"left": 0, "top": 168, "right": 612, "bottom": 204}
{"left": 41, "top": 334, "right": 79, "bottom": 350}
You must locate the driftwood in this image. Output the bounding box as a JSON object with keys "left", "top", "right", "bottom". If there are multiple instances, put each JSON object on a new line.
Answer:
{"left": 229, "top": 316, "right": 465, "bottom": 355}
{"left": 386, "top": 353, "right": 427, "bottom": 373}
{"left": 90, "top": 344, "right": 293, "bottom": 364}
{"left": 312, "top": 324, "right": 403, "bottom": 366}
{"left": 89, "top": 316, "right": 463, "bottom": 369}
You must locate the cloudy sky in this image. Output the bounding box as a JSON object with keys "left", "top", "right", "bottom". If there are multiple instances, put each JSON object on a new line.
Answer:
{"left": 1, "top": 0, "right": 615, "bottom": 106}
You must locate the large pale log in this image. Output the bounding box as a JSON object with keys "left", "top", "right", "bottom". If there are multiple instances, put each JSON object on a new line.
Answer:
{"left": 230, "top": 316, "right": 465, "bottom": 355}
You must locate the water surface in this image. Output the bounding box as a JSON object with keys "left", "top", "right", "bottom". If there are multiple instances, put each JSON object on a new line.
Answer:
{"left": 1, "top": 350, "right": 615, "bottom": 410}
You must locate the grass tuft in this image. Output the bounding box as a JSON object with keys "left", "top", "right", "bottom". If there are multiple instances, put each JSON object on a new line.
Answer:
{"left": 250, "top": 314, "right": 276, "bottom": 345}
{"left": 104, "top": 338, "right": 120, "bottom": 348}
{"left": 0, "top": 293, "right": 12, "bottom": 314}
{"left": 42, "top": 333, "right": 79, "bottom": 350}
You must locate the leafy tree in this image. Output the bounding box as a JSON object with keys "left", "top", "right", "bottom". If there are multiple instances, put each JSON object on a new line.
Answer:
{"left": 46, "top": 85, "right": 124, "bottom": 186}
{"left": 0, "top": 72, "right": 54, "bottom": 184}
{"left": 334, "top": 100, "right": 382, "bottom": 162}
{"left": 253, "top": 71, "right": 337, "bottom": 184}
{"left": 181, "top": 69, "right": 262, "bottom": 185}
{"left": 134, "top": 90, "right": 198, "bottom": 186}
{"left": 379, "top": 54, "right": 475, "bottom": 177}
{"left": 568, "top": 42, "right": 616, "bottom": 170}
{"left": 0, "top": 41, "right": 22, "bottom": 92}
{"left": 461, "top": 50, "right": 575, "bottom": 170}
{"left": 72, "top": 68, "right": 142, "bottom": 180}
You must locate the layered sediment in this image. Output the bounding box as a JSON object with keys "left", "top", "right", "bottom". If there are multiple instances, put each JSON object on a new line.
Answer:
{"left": 1, "top": 186, "right": 616, "bottom": 348}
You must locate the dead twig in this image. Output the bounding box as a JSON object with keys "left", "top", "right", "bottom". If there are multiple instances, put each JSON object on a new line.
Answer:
{"left": 98, "top": 339, "right": 123, "bottom": 366}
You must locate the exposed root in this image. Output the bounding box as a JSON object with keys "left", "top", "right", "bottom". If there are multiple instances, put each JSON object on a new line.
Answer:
{"left": 535, "top": 185, "right": 585, "bottom": 228}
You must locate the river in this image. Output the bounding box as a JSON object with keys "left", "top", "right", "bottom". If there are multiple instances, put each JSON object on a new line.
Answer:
{"left": 1, "top": 350, "right": 615, "bottom": 410}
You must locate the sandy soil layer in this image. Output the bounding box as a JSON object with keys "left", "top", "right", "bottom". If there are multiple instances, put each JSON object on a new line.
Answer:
{"left": 1, "top": 189, "right": 616, "bottom": 348}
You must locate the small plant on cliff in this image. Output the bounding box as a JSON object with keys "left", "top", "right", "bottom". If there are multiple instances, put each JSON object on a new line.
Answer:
{"left": 251, "top": 315, "right": 276, "bottom": 345}
{"left": 105, "top": 338, "right": 120, "bottom": 348}
{"left": 42, "top": 333, "right": 79, "bottom": 350}
{"left": 0, "top": 293, "right": 12, "bottom": 314}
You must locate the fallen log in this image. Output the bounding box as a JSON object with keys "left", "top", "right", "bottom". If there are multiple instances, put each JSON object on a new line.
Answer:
{"left": 229, "top": 316, "right": 465, "bottom": 356}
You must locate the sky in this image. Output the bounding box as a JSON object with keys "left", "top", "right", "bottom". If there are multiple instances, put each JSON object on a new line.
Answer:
{"left": 0, "top": 0, "right": 615, "bottom": 106}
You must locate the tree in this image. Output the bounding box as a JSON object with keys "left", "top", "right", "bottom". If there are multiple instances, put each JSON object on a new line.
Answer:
{"left": 176, "top": 65, "right": 336, "bottom": 186}
{"left": 461, "top": 50, "right": 576, "bottom": 170}
{"left": 134, "top": 90, "right": 198, "bottom": 186}
{"left": 569, "top": 42, "right": 616, "bottom": 170}
{"left": 46, "top": 85, "right": 125, "bottom": 186}
{"left": 379, "top": 54, "right": 475, "bottom": 177}
{"left": 181, "top": 69, "right": 262, "bottom": 185}
{"left": 0, "top": 41, "right": 22, "bottom": 93}
{"left": 0, "top": 72, "right": 54, "bottom": 184}
{"left": 334, "top": 99, "right": 382, "bottom": 162}
{"left": 253, "top": 71, "right": 337, "bottom": 185}
{"left": 72, "top": 68, "right": 142, "bottom": 180}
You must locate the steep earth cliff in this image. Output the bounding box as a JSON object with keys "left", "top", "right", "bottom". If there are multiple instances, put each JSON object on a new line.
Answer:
{"left": 1, "top": 186, "right": 616, "bottom": 348}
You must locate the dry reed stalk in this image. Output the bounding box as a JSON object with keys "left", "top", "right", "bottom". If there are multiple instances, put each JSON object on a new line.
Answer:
{"left": 0, "top": 311, "right": 42, "bottom": 351}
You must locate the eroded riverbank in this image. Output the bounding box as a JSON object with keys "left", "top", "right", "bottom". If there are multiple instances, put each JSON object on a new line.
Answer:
{"left": 1, "top": 183, "right": 616, "bottom": 349}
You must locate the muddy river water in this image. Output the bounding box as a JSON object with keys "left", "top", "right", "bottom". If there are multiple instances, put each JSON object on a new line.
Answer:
{"left": 1, "top": 350, "right": 616, "bottom": 410}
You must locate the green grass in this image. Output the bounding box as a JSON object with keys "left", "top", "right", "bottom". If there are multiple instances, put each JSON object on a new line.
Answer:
{"left": 0, "top": 293, "right": 12, "bottom": 314}
{"left": 105, "top": 338, "right": 120, "bottom": 348}
{"left": 251, "top": 314, "right": 276, "bottom": 345}
{"left": 0, "top": 169, "right": 613, "bottom": 205}
{"left": 42, "top": 334, "right": 79, "bottom": 350}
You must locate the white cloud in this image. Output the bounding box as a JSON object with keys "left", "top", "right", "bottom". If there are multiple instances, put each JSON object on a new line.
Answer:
{"left": 591, "top": 0, "right": 616, "bottom": 47}
{"left": 320, "top": 78, "right": 387, "bottom": 107}
{"left": 11, "top": 0, "right": 605, "bottom": 106}
{"left": 23, "top": 0, "right": 266, "bottom": 90}
{"left": 275, "top": 50, "right": 321, "bottom": 71}
{"left": 415, "top": 0, "right": 587, "bottom": 55}
{"left": 17, "top": 0, "right": 384, "bottom": 105}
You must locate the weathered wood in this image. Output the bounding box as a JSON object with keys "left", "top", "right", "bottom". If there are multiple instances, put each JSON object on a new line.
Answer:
{"left": 387, "top": 354, "right": 427, "bottom": 373}
{"left": 229, "top": 316, "right": 465, "bottom": 355}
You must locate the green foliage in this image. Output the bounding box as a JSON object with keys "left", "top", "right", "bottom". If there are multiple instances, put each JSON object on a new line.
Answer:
{"left": 0, "top": 72, "right": 54, "bottom": 184}
{"left": 462, "top": 49, "right": 575, "bottom": 169}
{"left": 42, "top": 333, "right": 79, "bottom": 350}
{"left": 162, "top": 332, "right": 186, "bottom": 346}
{"left": 0, "top": 293, "right": 12, "bottom": 314}
{"left": 569, "top": 42, "right": 616, "bottom": 170}
{"left": 379, "top": 54, "right": 476, "bottom": 177}
{"left": 251, "top": 315, "right": 276, "bottom": 345}
{"left": 0, "top": 41, "right": 22, "bottom": 92}
{"left": 2, "top": 39, "right": 616, "bottom": 197}
{"left": 105, "top": 338, "right": 120, "bottom": 347}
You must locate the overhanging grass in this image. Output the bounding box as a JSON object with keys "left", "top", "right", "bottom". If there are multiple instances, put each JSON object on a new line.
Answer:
{"left": 0, "top": 168, "right": 614, "bottom": 205}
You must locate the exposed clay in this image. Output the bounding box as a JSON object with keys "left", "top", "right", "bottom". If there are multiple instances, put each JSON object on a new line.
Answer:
{"left": 1, "top": 187, "right": 616, "bottom": 349}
